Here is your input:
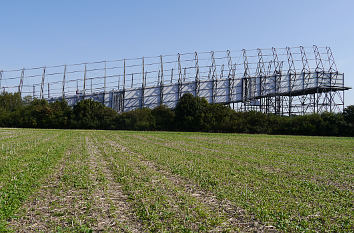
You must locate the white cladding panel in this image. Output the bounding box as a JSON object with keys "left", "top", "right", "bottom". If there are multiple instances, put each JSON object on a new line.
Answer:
{"left": 59, "top": 72, "right": 344, "bottom": 112}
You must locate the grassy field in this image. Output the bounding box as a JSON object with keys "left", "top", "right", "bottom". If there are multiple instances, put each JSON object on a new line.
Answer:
{"left": 0, "top": 129, "right": 353, "bottom": 232}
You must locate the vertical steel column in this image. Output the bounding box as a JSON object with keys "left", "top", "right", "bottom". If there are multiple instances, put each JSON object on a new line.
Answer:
{"left": 326, "top": 47, "right": 337, "bottom": 73}
{"left": 211, "top": 51, "right": 217, "bottom": 103}
{"left": 160, "top": 55, "right": 164, "bottom": 82}
{"left": 256, "top": 49, "right": 266, "bottom": 112}
{"left": 300, "top": 46, "right": 311, "bottom": 114}
{"left": 265, "top": 61, "right": 273, "bottom": 114}
{"left": 145, "top": 71, "right": 148, "bottom": 105}
{"left": 121, "top": 59, "right": 126, "bottom": 112}
{"left": 272, "top": 47, "right": 282, "bottom": 114}
{"left": 160, "top": 55, "right": 164, "bottom": 105}
{"left": 242, "top": 49, "right": 250, "bottom": 109}
{"left": 158, "top": 70, "right": 160, "bottom": 84}
{"left": 170, "top": 68, "right": 174, "bottom": 84}
{"left": 183, "top": 68, "right": 186, "bottom": 82}
{"left": 62, "top": 65, "right": 67, "bottom": 99}
{"left": 131, "top": 74, "right": 134, "bottom": 88}
{"left": 231, "top": 64, "right": 236, "bottom": 104}
{"left": 226, "top": 50, "right": 233, "bottom": 103}
{"left": 18, "top": 68, "right": 25, "bottom": 97}
{"left": 313, "top": 45, "right": 324, "bottom": 112}
{"left": 194, "top": 52, "right": 200, "bottom": 96}
{"left": 326, "top": 46, "right": 339, "bottom": 113}
{"left": 177, "top": 53, "right": 182, "bottom": 99}
{"left": 220, "top": 64, "right": 224, "bottom": 79}
{"left": 102, "top": 61, "right": 106, "bottom": 104}
{"left": 141, "top": 57, "right": 145, "bottom": 108}
{"left": 83, "top": 64, "right": 87, "bottom": 96}
{"left": 48, "top": 83, "right": 50, "bottom": 99}
{"left": 313, "top": 45, "right": 324, "bottom": 83}
{"left": 76, "top": 80, "right": 79, "bottom": 95}
{"left": 286, "top": 47, "right": 296, "bottom": 115}
{"left": 123, "top": 59, "right": 126, "bottom": 90}
{"left": 40, "top": 67, "right": 46, "bottom": 99}
{"left": 103, "top": 61, "right": 106, "bottom": 105}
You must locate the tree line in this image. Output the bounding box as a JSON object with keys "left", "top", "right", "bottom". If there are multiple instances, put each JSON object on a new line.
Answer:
{"left": 0, "top": 92, "right": 353, "bottom": 136}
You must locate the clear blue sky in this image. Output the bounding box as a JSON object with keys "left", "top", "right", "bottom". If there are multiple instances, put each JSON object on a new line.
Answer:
{"left": 1, "top": 0, "right": 353, "bottom": 106}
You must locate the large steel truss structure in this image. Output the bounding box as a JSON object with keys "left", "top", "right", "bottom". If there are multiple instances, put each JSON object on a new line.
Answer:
{"left": 0, "top": 45, "right": 350, "bottom": 115}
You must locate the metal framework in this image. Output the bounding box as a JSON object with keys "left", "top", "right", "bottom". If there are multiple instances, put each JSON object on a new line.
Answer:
{"left": 0, "top": 45, "right": 350, "bottom": 115}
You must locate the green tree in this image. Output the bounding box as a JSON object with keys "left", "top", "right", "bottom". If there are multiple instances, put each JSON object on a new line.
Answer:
{"left": 117, "top": 108, "right": 155, "bottom": 130}
{"left": 203, "top": 103, "right": 234, "bottom": 132}
{"left": 0, "top": 92, "right": 22, "bottom": 112}
{"left": 174, "top": 93, "right": 208, "bottom": 131}
{"left": 151, "top": 105, "right": 175, "bottom": 130}
{"left": 16, "top": 99, "right": 52, "bottom": 128}
{"left": 72, "top": 99, "right": 118, "bottom": 129}
{"left": 49, "top": 100, "right": 73, "bottom": 129}
{"left": 342, "top": 105, "right": 354, "bottom": 136}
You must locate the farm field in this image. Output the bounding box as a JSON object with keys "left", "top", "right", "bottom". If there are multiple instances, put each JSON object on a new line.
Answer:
{"left": 0, "top": 129, "right": 353, "bottom": 232}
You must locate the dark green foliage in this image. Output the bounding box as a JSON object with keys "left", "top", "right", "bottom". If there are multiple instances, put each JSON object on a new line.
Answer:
{"left": 0, "top": 92, "right": 352, "bottom": 136}
{"left": 72, "top": 99, "right": 117, "bottom": 129}
{"left": 203, "top": 104, "right": 234, "bottom": 132}
{"left": 151, "top": 105, "right": 175, "bottom": 131}
{"left": 342, "top": 105, "right": 354, "bottom": 136}
{"left": 49, "top": 100, "right": 73, "bottom": 129}
{"left": 0, "top": 92, "right": 22, "bottom": 112}
{"left": 174, "top": 93, "right": 208, "bottom": 131}
{"left": 117, "top": 108, "right": 155, "bottom": 130}
{"left": 20, "top": 99, "right": 53, "bottom": 128}
{"left": 343, "top": 105, "right": 354, "bottom": 123}
{"left": 0, "top": 93, "right": 22, "bottom": 127}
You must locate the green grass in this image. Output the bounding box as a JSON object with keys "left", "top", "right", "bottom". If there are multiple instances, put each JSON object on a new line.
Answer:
{"left": 0, "top": 128, "right": 353, "bottom": 232}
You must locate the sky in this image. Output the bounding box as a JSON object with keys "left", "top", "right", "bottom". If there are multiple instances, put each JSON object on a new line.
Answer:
{"left": 0, "top": 0, "right": 353, "bottom": 106}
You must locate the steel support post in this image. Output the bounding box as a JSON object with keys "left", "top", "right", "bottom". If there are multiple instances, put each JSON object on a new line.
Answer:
{"left": 62, "top": 65, "right": 66, "bottom": 99}
{"left": 83, "top": 64, "right": 87, "bottom": 96}
{"left": 141, "top": 57, "right": 145, "bottom": 109}
{"left": 211, "top": 51, "right": 217, "bottom": 103}
{"left": 18, "top": 68, "right": 25, "bottom": 97}
{"left": 177, "top": 53, "right": 182, "bottom": 99}
{"left": 160, "top": 55, "right": 164, "bottom": 105}
{"left": 194, "top": 52, "right": 200, "bottom": 96}
{"left": 40, "top": 67, "right": 46, "bottom": 99}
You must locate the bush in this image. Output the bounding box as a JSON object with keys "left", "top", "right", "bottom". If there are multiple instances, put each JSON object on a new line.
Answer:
{"left": 203, "top": 104, "right": 234, "bottom": 132}
{"left": 72, "top": 99, "right": 118, "bottom": 129}
{"left": 151, "top": 105, "right": 175, "bottom": 131}
{"left": 49, "top": 100, "right": 73, "bottom": 129}
{"left": 117, "top": 108, "right": 155, "bottom": 130}
{"left": 174, "top": 93, "right": 208, "bottom": 131}
{"left": 0, "top": 91, "right": 352, "bottom": 136}
{"left": 0, "top": 92, "right": 22, "bottom": 112}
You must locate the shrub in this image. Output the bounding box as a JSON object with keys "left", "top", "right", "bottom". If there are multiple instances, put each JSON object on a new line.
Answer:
{"left": 151, "top": 105, "right": 175, "bottom": 131}
{"left": 72, "top": 99, "right": 118, "bottom": 129}
{"left": 117, "top": 108, "right": 155, "bottom": 130}
{"left": 174, "top": 93, "right": 208, "bottom": 131}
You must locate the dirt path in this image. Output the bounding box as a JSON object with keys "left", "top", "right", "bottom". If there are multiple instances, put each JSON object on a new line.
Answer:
{"left": 86, "top": 136, "right": 144, "bottom": 232}
{"left": 7, "top": 131, "right": 277, "bottom": 232}
{"left": 105, "top": 135, "right": 277, "bottom": 232}
{"left": 8, "top": 133, "right": 95, "bottom": 232}
{"left": 8, "top": 134, "right": 143, "bottom": 232}
{"left": 8, "top": 149, "right": 83, "bottom": 232}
